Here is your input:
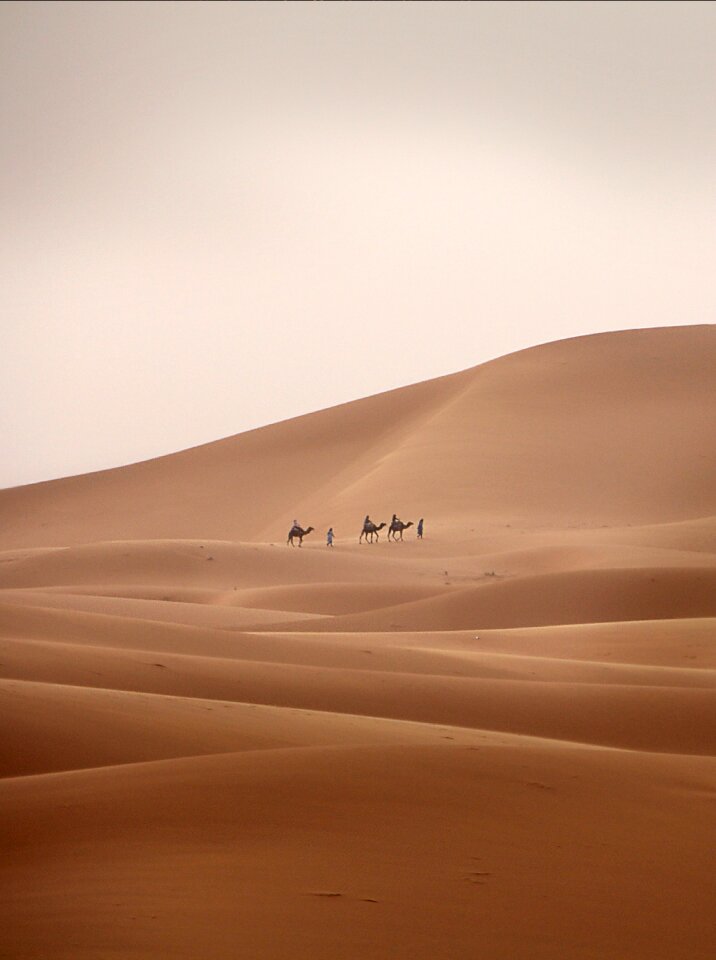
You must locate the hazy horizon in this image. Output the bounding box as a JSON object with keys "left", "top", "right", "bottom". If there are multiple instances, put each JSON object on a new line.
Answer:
{"left": 3, "top": 1, "right": 715, "bottom": 489}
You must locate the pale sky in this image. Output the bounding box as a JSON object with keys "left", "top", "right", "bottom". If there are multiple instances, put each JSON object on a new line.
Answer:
{"left": 2, "top": 0, "right": 715, "bottom": 489}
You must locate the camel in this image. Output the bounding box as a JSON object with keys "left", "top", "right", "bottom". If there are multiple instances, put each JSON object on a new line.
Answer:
{"left": 287, "top": 525, "right": 314, "bottom": 547}
{"left": 388, "top": 520, "right": 413, "bottom": 541}
{"left": 359, "top": 521, "right": 386, "bottom": 543}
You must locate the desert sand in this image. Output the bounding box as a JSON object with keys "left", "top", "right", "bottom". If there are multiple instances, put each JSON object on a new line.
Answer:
{"left": 1, "top": 325, "right": 715, "bottom": 959}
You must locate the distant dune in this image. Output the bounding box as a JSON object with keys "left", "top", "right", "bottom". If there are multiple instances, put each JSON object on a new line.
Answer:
{"left": 2, "top": 325, "right": 715, "bottom": 548}
{"left": 2, "top": 326, "right": 715, "bottom": 960}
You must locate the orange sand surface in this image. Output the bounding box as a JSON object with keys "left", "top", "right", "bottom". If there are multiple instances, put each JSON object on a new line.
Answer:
{"left": 2, "top": 326, "right": 715, "bottom": 958}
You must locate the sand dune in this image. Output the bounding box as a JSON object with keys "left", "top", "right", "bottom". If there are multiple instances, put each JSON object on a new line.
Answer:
{"left": 0, "top": 588, "right": 327, "bottom": 630}
{"left": 0, "top": 537, "right": 419, "bottom": 589}
{"left": 2, "top": 326, "right": 715, "bottom": 958}
{"left": 3, "top": 634, "right": 715, "bottom": 755}
{"left": 276, "top": 566, "right": 716, "bottom": 632}
{"left": 1, "top": 326, "right": 715, "bottom": 549}
{"left": 3, "top": 745, "right": 714, "bottom": 960}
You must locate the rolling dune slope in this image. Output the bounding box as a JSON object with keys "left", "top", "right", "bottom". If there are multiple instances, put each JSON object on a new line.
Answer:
{"left": 1, "top": 325, "right": 714, "bottom": 548}
{"left": 2, "top": 326, "right": 715, "bottom": 960}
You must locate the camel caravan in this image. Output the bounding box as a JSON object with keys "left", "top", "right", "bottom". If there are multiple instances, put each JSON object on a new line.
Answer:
{"left": 287, "top": 515, "right": 424, "bottom": 546}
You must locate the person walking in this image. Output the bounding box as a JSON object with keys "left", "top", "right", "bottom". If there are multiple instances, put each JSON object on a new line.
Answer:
{"left": 326, "top": 527, "right": 335, "bottom": 547}
{"left": 417, "top": 518, "right": 424, "bottom": 539}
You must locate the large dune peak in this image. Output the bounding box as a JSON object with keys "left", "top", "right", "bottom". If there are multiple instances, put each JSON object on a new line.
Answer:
{"left": 1, "top": 324, "right": 714, "bottom": 549}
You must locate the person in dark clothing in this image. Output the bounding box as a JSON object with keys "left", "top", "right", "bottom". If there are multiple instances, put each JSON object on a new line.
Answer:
{"left": 417, "top": 518, "right": 424, "bottom": 539}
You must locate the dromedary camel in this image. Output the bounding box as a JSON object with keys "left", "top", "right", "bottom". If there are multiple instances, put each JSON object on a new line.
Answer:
{"left": 287, "top": 525, "right": 314, "bottom": 547}
{"left": 388, "top": 520, "right": 413, "bottom": 541}
{"left": 359, "top": 521, "right": 386, "bottom": 543}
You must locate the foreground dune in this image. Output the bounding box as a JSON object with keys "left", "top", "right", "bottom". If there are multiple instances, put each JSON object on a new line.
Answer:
{"left": 4, "top": 741, "right": 715, "bottom": 960}
{"left": 1, "top": 326, "right": 715, "bottom": 959}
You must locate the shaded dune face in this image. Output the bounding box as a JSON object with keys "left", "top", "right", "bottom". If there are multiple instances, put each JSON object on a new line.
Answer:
{"left": 1, "top": 326, "right": 715, "bottom": 960}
